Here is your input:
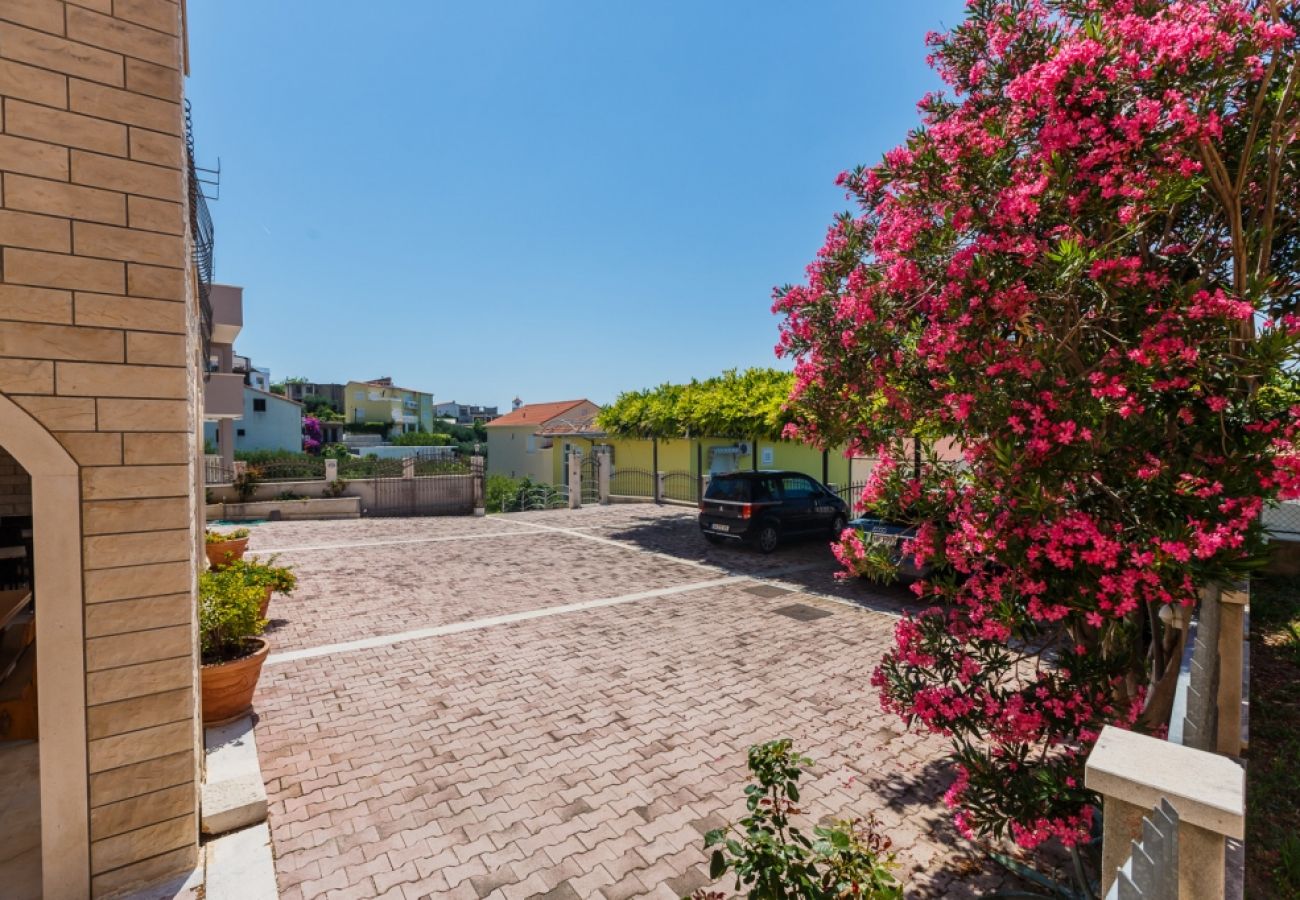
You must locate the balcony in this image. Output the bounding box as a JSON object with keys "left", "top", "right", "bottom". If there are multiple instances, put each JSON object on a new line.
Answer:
{"left": 204, "top": 372, "right": 244, "bottom": 419}
{"left": 209, "top": 284, "right": 242, "bottom": 346}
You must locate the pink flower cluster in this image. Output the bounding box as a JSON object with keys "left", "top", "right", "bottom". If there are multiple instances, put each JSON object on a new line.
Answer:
{"left": 775, "top": 0, "right": 1299, "bottom": 851}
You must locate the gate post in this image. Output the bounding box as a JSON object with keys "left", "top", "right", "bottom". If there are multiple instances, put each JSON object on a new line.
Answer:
{"left": 598, "top": 449, "right": 610, "bottom": 505}
{"left": 402, "top": 456, "right": 414, "bottom": 479}
{"left": 655, "top": 472, "right": 664, "bottom": 505}
{"left": 568, "top": 451, "right": 582, "bottom": 509}
{"left": 324, "top": 458, "right": 338, "bottom": 482}
{"left": 472, "top": 456, "right": 485, "bottom": 516}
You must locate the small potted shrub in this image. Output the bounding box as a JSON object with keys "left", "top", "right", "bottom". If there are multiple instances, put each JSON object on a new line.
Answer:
{"left": 205, "top": 527, "right": 250, "bottom": 569}
{"left": 229, "top": 556, "right": 297, "bottom": 618}
{"left": 199, "top": 567, "right": 269, "bottom": 724}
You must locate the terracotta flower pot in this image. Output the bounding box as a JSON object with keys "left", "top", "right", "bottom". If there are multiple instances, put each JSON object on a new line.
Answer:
{"left": 258, "top": 586, "right": 273, "bottom": 619}
{"left": 200, "top": 638, "right": 269, "bottom": 725}
{"left": 205, "top": 537, "right": 249, "bottom": 569}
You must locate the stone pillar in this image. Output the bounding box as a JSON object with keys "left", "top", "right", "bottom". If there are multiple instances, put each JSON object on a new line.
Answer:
{"left": 598, "top": 449, "right": 610, "bottom": 505}
{"left": 568, "top": 451, "right": 582, "bottom": 509}
{"left": 218, "top": 418, "right": 235, "bottom": 469}
{"left": 472, "top": 456, "right": 485, "bottom": 516}
{"left": 655, "top": 472, "right": 665, "bottom": 504}
{"left": 324, "top": 458, "right": 338, "bottom": 482}
{"left": 1215, "top": 585, "right": 1248, "bottom": 756}
{"left": 1086, "top": 726, "right": 1244, "bottom": 900}
{"left": 402, "top": 456, "right": 414, "bottom": 479}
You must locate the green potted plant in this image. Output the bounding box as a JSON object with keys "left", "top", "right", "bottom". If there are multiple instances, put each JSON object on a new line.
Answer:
{"left": 228, "top": 556, "right": 297, "bottom": 618}
{"left": 205, "top": 527, "right": 250, "bottom": 569}
{"left": 199, "top": 567, "right": 269, "bottom": 724}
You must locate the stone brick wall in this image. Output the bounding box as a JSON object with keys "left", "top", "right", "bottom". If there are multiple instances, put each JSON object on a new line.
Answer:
{"left": 0, "top": 1, "right": 201, "bottom": 896}
{"left": 0, "top": 447, "right": 34, "bottom": 516}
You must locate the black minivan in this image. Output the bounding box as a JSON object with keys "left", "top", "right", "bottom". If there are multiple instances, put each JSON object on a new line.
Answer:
{"left": 698, "top": 470, "right": 850, "bottom": 553}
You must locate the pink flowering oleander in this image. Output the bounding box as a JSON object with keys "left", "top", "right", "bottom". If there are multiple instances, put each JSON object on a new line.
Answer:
{"left": 775, "top": 0, "right": 1299, "bottom": 855}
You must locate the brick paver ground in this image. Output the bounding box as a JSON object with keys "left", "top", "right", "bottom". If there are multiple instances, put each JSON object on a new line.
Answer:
{"left": 242, "top": 505, "right": 1011, "bottom": 898}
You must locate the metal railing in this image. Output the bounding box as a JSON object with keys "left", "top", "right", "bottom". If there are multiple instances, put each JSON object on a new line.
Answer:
{"left": 184, "top": 100, "right": 214, "bottom": 371}
{"left": 1262, "top": 499, "right": 1300, "bottom": 536}
{"left": 339, "top": 456, "right": 404, "bottom": 479}
{"left": 203, "top": 455, "right": 233, "bottom": 485}
{"left": 831, "top": 481, "right": 870, "bottom": 513}
{"left": 499, "top": 482, "right": 569, "bottom": 512}
{"left": 610, "top": 468, "right": 656, "bottom": 498}
{"left": 1104, "top": 799, "right": 1180, "bottom": 900}
{"left": 660, "top": 471, "right": 699, "bottom": 504}
{"left": 244, "top": 457, "right": 326, "bottom": 482}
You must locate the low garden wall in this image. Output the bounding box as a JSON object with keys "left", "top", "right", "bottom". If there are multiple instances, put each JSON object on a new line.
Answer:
{"left": 215, "top": 497, "right": 361, "bottom": 522}
{"left": 207, "top": 474, "right": 479, "bottom": 519}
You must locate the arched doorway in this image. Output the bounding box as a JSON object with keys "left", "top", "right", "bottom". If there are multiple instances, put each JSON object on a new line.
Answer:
{"left": 0, "top": 393, "right": 90, "bottom": 898}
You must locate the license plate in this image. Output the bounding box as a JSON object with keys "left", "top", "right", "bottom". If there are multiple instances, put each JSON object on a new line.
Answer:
{"left": 861, "top": 530, "right": 896, "bottom": 546}
{"left": 711, "top": 524, "right": 731, "bottom": 533}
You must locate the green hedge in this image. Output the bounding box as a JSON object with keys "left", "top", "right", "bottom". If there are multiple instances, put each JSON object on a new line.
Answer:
{"left": 346, "top": 422, "right": 391, "bottom": 435}
{"left": 392, "top": 431, "right": 452, "bottom": 446}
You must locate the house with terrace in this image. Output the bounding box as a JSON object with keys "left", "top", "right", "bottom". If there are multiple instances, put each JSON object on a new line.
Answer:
{"left": 344, "top": 377, "right": 435, "bottom": 437}
{"left": 484, "top": 399, "right": 602, "bottom": 482}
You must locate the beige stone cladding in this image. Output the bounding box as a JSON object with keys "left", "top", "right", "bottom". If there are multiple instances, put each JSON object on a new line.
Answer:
{"left": 0, "top": 1, "right": 201, "bottom": 897}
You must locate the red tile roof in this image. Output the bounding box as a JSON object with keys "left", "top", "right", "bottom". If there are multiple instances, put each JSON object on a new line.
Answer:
{"left": 485, "top": 400, "right": 591, "bottom": 428}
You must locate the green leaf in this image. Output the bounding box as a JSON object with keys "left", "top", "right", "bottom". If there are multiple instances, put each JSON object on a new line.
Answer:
{"left": 709, "top": 849, "right": 727, "bottom": 880}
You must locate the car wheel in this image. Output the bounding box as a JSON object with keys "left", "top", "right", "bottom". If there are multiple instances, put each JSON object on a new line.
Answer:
{"left": 703, "top": 532, "right": 725, "bottom": 545}
{"left": 755, "top": 522, "right": 781, "bottom": 554}
{"left": 829, "top": 513, "right": 847, "bottom": 537}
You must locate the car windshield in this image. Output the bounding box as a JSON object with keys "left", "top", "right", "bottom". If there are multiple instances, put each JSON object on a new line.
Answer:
{"left": 705, "top": 478, "right": 750, "bottom": 502}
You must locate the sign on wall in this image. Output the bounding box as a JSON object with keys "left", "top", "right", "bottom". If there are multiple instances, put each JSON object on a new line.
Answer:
{"left": 761, "top": 446, "right": 774, "bottom": 466}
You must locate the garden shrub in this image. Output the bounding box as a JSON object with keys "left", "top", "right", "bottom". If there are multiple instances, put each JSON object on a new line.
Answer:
{"left": 392, "top": 431, "right": 453, "bottom": 446}
{"left": 485, "top": 474, "right": 524, "bottom": 513}
{"left": 691, "top": 740, "right": 901, "bottom": 900}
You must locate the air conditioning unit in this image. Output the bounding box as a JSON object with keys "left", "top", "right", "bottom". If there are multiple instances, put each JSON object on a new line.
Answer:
{"left": 736, "top": 441, "right": 751, "bottom": 455}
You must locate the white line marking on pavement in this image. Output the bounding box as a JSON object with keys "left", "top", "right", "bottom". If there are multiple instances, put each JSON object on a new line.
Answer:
{"left": 251, "top": 529, "right": 538, "bottom": 554}
{"left": 266, "top": 575, "right": 749, "bottom": 665}
{"left": 507, "top": 517, "right": 723, "bottom": 573}
{"left": 508, "top": 517, "right": 833, "bottom": 585}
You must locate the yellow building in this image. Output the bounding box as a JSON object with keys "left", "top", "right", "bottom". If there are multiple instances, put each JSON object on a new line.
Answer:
{"left": 487, "top": 398, "right": 870, "bottom": 491}
{"left": 484, "top": 400, "right": 602, "bottom": 482}
{"left": 344, "top": 377, "right": 435, "bottom": 436}
{"left": 591, "top": 434, "right": 860, "bottom": 488}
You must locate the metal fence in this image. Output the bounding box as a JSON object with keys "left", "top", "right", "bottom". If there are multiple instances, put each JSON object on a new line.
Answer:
{"left": 365, "top": 456, "right": 482, "bottom": 517}
{"left": 1263, "top": 500, "right": 1300, "bottom": 536}
{"left": 408, "top": 450, "right": 470, "bottom": 476}
{"left": 339, "top": 455, "right": 403, "bottom": 479}
{"left": 244, "top": 457, "right": 326, "bottom": 482}
{"left": 1104, "top": 799, "right": 1180, "bottom": 900}
{"left": 580, "top": 456, "right": 601, "bottom": 506}
{"left": 610, "top": 468, "right": 656, "bottom": 498}
{"left": 831, "top": 481, "right": 869, "bottom": 513}
{"left": 204, "top": 455, "right": 233, "bottom": 485}
{"left": 661, "top": 471, "right": 699, "bottom": 504}
{"left": 499, "top": 482, "right": 569, "bottom": 512}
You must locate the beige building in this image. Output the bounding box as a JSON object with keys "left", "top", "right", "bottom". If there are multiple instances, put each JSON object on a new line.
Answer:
{"left": 0, "top": 2, "right": 208, "bottom": 897}
{"left": 484, "top": 399, "right": 601, "bottom": 482}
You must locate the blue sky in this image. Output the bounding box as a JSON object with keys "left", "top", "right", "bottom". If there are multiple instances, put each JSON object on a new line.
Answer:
{"left": 185, "top": 1, "right": 967, "bottom": 409}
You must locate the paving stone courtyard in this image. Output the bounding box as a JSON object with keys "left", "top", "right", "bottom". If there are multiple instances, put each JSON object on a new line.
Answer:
{"left": 243, "top": 504, "right": 1012, "bottom": 898}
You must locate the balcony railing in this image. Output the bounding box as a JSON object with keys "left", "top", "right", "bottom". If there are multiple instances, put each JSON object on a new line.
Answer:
{"left": 186, "top": 100, "right": 215, "bottom": 374}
